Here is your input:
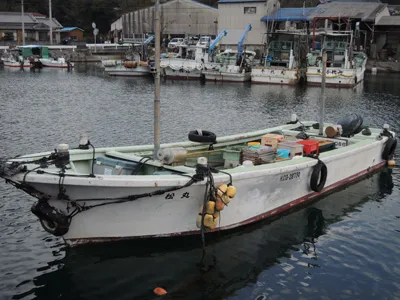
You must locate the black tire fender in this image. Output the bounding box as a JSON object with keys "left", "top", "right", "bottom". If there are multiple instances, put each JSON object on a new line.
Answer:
{"left": 310, "top": 160, "right": 328, "bottom": 192}
{"left": 382, "top": 137, "right": 397, "bottom": 160}
{"left": 31, "top": 202, "right": 70, "bottom": 236}
{"left": 188, "top": 130, "right": 217, "bottom": 144}
{"left": 39, "top": 218, "right": 69, "bottom": 236}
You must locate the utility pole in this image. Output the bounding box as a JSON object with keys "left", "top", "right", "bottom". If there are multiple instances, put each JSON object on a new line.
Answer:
{"left": 49, "top": 0, "right": 53, "bottom": 44}
{"left": 153, "top": 0, "right": 161, "bottom": 160}
{"left": 21, "top": 0, "right": 25, "bottom": 46}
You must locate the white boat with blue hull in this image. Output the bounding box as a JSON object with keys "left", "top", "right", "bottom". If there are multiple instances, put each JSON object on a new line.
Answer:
{"left": 0, "top": 114, "right": 396, "bottom": 247}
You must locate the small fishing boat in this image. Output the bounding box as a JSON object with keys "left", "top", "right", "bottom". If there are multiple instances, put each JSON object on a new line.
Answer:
{"left": 104, "top": 37, "right": 154, "bottom": 77}
{"left": 2, "top": 56, "right": 31, "bottom": 68}
{"left": 40, "top": 57, "right": 74, "bottom": 69}
{"left": 160, "top": 44, "right": 205, "bottom": 80}
{"left": 202, "top": 49, "right": 255, "bottom": 82}
{"left": 202, "top": 25, "right": 254, "bottom": 82}
{"left": 306, "top": 32, "right": 367, "bottom": 88}
{"left": 0, "top": 7, "right": 395, "bottom": 248}
{"left": 105, "top": 60, "right": 151, "bottom": 77}
{"left": 0, "top": 114, "right": 396, "bottom": 247}
{"left": 160, "top": 35, "right": 214, "bottom": 80}
{"left": 251, "top": 32, "right": 308, "bottom": 85}
{"left": 1, "top": 49, "right": 31, "bottom": 69}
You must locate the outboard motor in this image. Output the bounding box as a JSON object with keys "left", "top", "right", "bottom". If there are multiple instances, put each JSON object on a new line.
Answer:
{"left": 336, "top": 113, "right": 363, "bottom": 137}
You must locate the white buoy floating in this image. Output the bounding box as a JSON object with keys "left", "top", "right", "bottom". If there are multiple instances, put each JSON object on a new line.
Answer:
{"left": 371, "top": 67, "right": 377, "bottom": 75}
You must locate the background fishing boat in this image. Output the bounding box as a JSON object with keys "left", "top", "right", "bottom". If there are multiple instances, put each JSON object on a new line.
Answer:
{"left": 202, "top": 24, "right": 253, "bottom": 82}
{"left": 251, "top": 32, "right": 308, "bottom": 85}
{"left": 306, "top": 32, "right": 367, "bottom": 88}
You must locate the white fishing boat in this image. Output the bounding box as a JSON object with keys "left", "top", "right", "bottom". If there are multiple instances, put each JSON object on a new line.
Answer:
{"left": 1, "top": 49, "right": 31, "bottom": 69}
{"left": 251, "top": 32, "right": 308, "bottom": 85}
{"left": 40, "top": 57, "right": 74, "bottom": 69}
{"left": 160, "top": 36, "right": 214, "bottom": 80}
{"left": 105, "top": 61, "right": 151, "bottom": 77}
{"left": 202, "top": 25, "right": 254, "bottom": 83}
{"left": 2, "top": 56, "right": 31, "bottom": 68}
{"left": 0, "top": 5, "right": 396, "bottom": 248}
{"left": 202, "top": 49, "right": 256, "bottom": 82}
{"left": 0, "top": 114, "right": 396, "bottom": 247}
{"left": 160, "top": 44, "right": 205, "bottom": 80}
{"left": 306, "top": 32, "right": 367, "bottom": 88}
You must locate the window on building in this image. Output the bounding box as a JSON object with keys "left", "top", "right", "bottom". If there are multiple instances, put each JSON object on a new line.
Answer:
{"left": 244, "top": 7, "right": 256, "bottom": 14}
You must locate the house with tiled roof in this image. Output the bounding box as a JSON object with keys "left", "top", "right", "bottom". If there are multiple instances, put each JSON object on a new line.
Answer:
{"left": 0, "top": 11, "right": 62, "bottom": 43}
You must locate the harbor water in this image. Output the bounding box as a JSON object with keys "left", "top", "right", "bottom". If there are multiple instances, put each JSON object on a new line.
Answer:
{"left": 0, "top": 65, "right": 399, "bottom": 300}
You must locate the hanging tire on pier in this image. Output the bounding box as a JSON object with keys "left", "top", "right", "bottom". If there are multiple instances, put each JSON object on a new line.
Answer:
{"left": 31, "top": 202, "right": 70, "bottom": 236}
{"left": 188, "top": 130, "right": 217, "bottom": 144}
{"left": 310, "top": 160, "right": 327, "bottom": 192}
{"left": 382, "top": 137, "right": 397, "bottom": 161}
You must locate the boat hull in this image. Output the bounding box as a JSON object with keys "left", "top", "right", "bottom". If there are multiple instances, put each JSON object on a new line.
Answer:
{"left": 251, "top": 68, "right": 299, "bottom": 85}
{"left": 3, "top": 61, "right": 31, "bottom": 68}
{"left": 306, "top": 66, "right": 365, "bottom": 88}
{"left": 160, "top": 59, "right": 202, "bottom": 80}
{"left": 203, "top": 71, "right": 251, "bottom": 82}
{"left": 163, "top": 67, "right": 201, "bottom": 80}
{"left": 66, "top": 161, "right": 386, "bottom": 246}
{"left": 8, "top": 133, "right": 387, "bottom": 247}
{"left": 105, "top": 65, "right": 150, "bottom": 77}
{"left": 40, "top": 59, "right": 74, "bottom": 68}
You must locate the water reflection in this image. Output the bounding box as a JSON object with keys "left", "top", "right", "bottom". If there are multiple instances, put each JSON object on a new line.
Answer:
{"left": 378, "top": 167, "right": 394, "bottom": 196}
{"left": 13, "top": 170, "right": 393, "bottom": 300}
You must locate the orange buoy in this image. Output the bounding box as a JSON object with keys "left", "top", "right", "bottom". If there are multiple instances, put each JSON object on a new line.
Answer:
{"left": 153, "top": 287, "right": 167, "bottom": 296}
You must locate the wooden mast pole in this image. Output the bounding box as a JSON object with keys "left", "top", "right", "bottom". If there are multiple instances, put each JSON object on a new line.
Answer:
{"left": 153, "top": 0, "right": 161, "bottom": 159}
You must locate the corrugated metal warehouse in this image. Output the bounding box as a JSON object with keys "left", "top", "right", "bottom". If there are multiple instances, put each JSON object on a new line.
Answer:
{"left": 120, "top": 0, "right": 218, "bottom": 39}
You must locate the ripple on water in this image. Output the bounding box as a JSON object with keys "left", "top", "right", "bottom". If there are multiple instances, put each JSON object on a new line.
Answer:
{"left": 0, "top": 67, "right": 400, "bottom": 300}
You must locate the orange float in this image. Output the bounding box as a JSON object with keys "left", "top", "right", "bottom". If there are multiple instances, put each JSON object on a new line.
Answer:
{"left": 153, "top": 287, "right": 167, "bottom": 296}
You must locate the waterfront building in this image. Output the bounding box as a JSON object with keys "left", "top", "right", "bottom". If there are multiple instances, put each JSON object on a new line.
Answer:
{"left": 0, "top": 12, "right": 62, "bottom": 44}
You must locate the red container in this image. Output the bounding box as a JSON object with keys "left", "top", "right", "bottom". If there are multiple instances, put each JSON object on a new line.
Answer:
{"left": 296, "top": 140, "right": 319, "bottom": 155}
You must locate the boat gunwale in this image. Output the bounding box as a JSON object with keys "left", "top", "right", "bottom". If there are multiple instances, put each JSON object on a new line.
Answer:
{"left": 7, "top": 132, "right": 389, "bottom": 188}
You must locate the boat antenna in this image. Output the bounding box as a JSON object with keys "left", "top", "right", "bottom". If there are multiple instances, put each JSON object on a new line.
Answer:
{"left": 153, "top": 0, "right": 161, "bottom": 160}
{"left": 21, "top": 0, "right": 25, "bottom": 46}
{"left": 49, "top": 0, "right": 53, "bottom": 45}
{"left": 319, "top": 48, "right": 327, "bottom": 136}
